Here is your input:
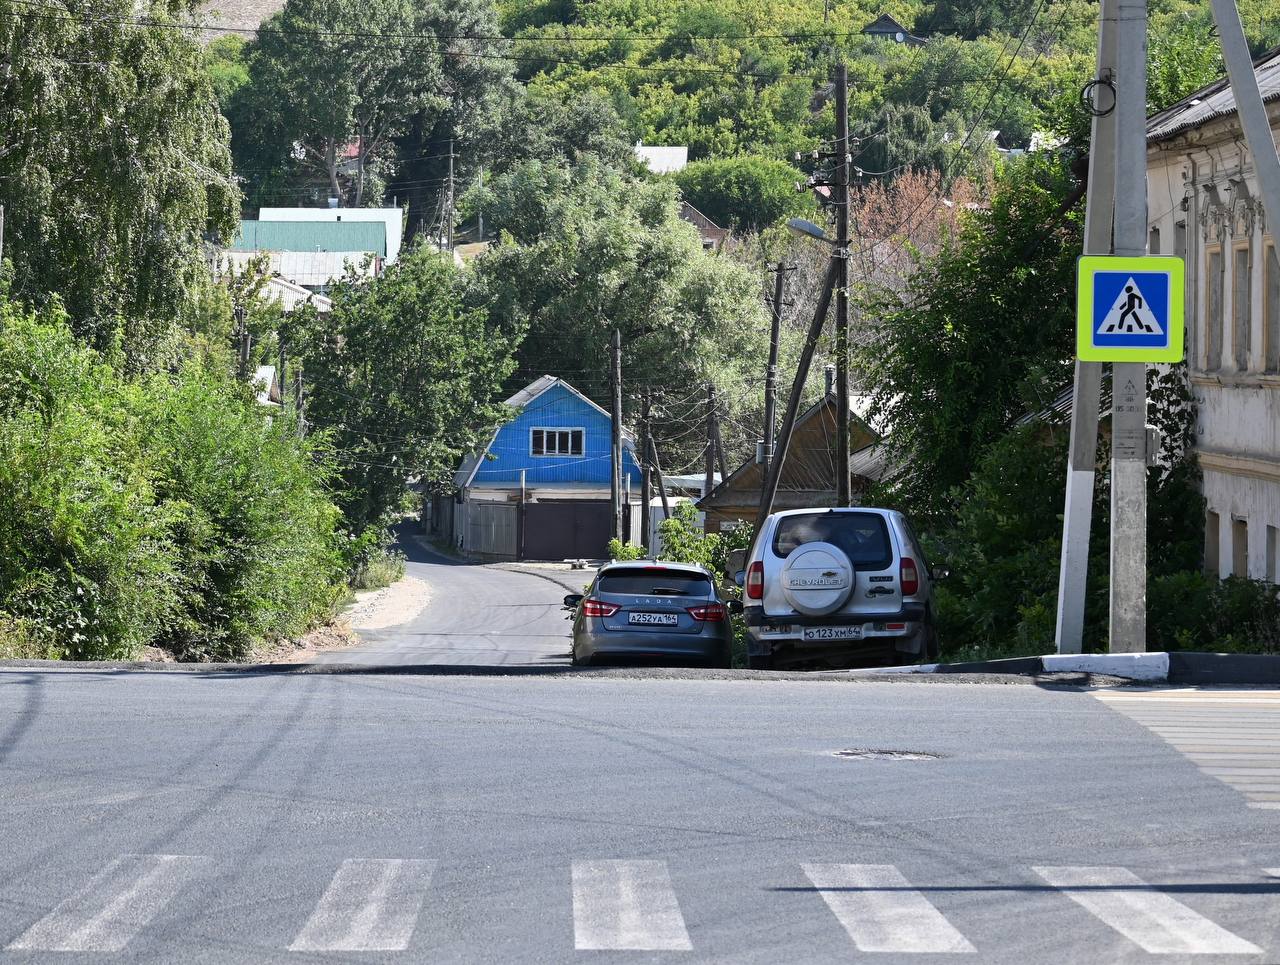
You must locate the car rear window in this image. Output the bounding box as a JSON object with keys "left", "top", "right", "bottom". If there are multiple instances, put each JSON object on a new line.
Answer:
{"left": 597, "top": 568, "right": 713, "bottom": 596}
{"left": 772, "top": 512, "right": 892, "bottom": 568}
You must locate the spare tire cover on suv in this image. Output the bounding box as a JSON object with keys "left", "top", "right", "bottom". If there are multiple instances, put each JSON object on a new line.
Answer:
{"left": 780, "top": 541, "right": 854, "bottom": 615}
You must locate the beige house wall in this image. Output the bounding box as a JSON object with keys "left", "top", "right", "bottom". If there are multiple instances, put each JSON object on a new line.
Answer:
{"left": 1147, "top": 101, "right": 1280, "bottom": 580}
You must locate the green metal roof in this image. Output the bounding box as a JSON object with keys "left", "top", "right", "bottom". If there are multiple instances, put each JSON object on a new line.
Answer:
{"left": 229, "top": 220, "right": 387, "bottom": 257}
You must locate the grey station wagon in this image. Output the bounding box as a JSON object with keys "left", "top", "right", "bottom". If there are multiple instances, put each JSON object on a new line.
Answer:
{"left": 564, "top": 561, "right": 738, "bottom": 668}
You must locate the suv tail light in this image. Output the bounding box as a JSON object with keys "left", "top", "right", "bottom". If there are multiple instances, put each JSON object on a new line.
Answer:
{"left": 687, "top": 603, "right": 726, "bottom": 622}
{"left": 745, "top": 561, "right": 764, "bottom": 600}
{"left": 900, "top": 557, "right": 920, "bottom": 596}
{"left": 582, "top": 599, "right": 620, "bottom": 618}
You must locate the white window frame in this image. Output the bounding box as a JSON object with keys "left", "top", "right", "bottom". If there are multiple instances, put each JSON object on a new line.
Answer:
{"left": 530, "top": 427, "right": 585, "bottom": 457}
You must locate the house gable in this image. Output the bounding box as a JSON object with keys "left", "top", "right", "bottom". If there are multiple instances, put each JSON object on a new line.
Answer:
{"left": 461, "top": 378, "right": 641, "bottom": 489}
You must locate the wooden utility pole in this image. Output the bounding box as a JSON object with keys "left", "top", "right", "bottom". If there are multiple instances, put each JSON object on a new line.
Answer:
{"left": 446, "top": 137, "right": 456, "bottom": 251}
{"left": 762, "top": 263, "right": 794, "bottom": 487}
{"left": 710, "top": 385, "right": 727, "bottom": 482}
{"left": 755, "top": 257, "right": 842, "bottom": 534}
{"left": 295, "top": 365, "right": 306, "bottom": 438}
{"left": 704, "top": 384, "right": 715, "bottom": 498}
{"left": 610, "top": 328, "right": 623, "bottom": 541}
{"left": 235, "top": 305, "right": 250, "bottom": 381}
{"left": 278, "top": 337, "right": 287, "bottom": 411}
{"left": 648, "top": 435, "right": 671, "bottom": 519}
{"left": 834, "top": 61, "right": 852, "bottom": 506}
{"left": 640, "top": 393, "right": 652, "bottom": 552}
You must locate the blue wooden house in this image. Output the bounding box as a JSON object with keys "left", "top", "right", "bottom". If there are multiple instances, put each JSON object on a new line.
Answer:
{"left": 438, "top": 376, "right": 643, "bottom": 560}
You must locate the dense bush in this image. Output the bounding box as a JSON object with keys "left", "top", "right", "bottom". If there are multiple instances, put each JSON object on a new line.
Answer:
{"left": 1148, "top": 573, "right": 1280, "bottom": 654}
{"left": 0, "top": 303, "right": 345, "bottom": 660}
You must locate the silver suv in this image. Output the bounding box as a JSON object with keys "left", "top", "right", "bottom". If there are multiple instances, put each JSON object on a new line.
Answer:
{"left": 740, "top": 508, "right": 944, "bottom": 670}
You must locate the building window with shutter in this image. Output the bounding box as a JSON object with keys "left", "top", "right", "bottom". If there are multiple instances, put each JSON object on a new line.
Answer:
{"left": 1265, "top": 241, "right": 1280, "bottom": 373}
{"left": 1232, "top": 244, "right": 1252, "bottom": 370}
{"left": 1205, "top": 247, "right": 1224, "bottom": 370}
{"left": 530, "top": 428, "right": 584, "bottom": 457}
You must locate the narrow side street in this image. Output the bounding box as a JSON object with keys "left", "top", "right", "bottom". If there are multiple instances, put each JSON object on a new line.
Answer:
{"left": 312, "top": 536, "right": 575, "bottom": 668}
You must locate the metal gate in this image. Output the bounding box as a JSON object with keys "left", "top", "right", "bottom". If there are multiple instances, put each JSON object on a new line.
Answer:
{"left": 521, "top": 500, "right": 612, "bottom": 560}
{"left": 466, "top": 501, "right": 518, "bottom": 559}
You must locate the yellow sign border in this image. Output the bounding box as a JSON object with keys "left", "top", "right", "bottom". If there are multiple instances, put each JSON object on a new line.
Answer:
{"left": 1076, "top": 255, "right": 1185, "bottom": 362}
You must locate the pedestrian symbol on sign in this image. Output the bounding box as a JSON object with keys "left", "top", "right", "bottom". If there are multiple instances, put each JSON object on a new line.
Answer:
{"left": 1076, "top": 256, "right": 1184, "bottom": 362}
{"left": 1098, "top": 277, "right": 1164, "bottom": 336}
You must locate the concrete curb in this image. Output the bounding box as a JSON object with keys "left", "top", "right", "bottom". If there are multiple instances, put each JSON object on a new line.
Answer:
{"left": 846, "top": 651, "right": 1279, "bottom": 684}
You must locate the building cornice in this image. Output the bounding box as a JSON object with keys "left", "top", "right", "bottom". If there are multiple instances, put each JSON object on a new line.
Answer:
{"left": 1197, "top": 449, "right": 1280, "bottom": 484}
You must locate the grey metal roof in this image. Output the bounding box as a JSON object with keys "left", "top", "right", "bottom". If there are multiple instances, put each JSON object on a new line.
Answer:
{"left": 1147, "top": 45, "right": 1280, "bottom": 143}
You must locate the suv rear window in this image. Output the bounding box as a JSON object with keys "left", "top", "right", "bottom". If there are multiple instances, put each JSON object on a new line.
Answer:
{"left": 597, "top": 568, "right": 713, "bottom": 596}
{"left": 772, "top": 512, "right": 892, "bottom": 568}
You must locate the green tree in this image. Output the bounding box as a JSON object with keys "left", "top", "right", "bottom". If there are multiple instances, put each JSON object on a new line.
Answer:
{"left": 856, "top": 154, "right": 1083, "bottom": 523}
{"left": 673, "top": 155, "right": 814, "bottom": 232}
{"left": 0, "top": 0, "right": 239, "bottom": 368}
{"left": 0, "top": 300, "right": 344, "bottom": 661}
{"left": 238, "top": 0, "right": 444, "bottom": 206}
{"left": 299, "top": 248, "right": 520, "bottom": 534}
{"left": 467, "top": 157, "right": 770, "bottom": 467}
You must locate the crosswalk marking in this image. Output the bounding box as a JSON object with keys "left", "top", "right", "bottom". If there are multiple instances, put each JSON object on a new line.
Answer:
{"left": 6, "top": 853, "right": 208, "bottom": 953}
{"left": 289, "top": 858, "right": 436, "bottom": 952}
{"left": 802, "top": 863, "right": 975, "bottom": 954}
{"left": 1033, "top": 866, "right": 1262, "bottom": 955}
{"left": 571, "top": 860, "right": 692, "bottom": 951}
{"left": 1095, "top": 688, "right": 1280, "bottom": 807}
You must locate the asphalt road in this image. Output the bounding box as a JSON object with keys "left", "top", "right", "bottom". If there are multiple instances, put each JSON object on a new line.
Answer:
{"left": 315, "top": 536, "right": 576, "bottom": 668}
{"left": 1, "top": 669, "right": 1277, "bottom": 963}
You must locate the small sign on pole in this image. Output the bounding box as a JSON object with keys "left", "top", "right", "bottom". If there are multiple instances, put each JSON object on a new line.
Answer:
{"left": 1076, "top": 255, "right": 1185, "bottom": 362}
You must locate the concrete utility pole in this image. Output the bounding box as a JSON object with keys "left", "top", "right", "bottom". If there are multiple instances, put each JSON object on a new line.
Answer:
{"left": 0, "top": 204, "right": 5, "bottom": 262}
{"left": 833, "top": 61, "right": 852, "bottom": 507}
{"left": 755, "top": 256, "right": 842, "bottom": 533}
{"left": 1054, "top": 0, "right": 1119, "bottom": 654}
{"left": 762, "top": 263, "right": 794, "bottom": 486}
{"left": 640, "top": 393, "right": 652, "bottom": 552}
{"left": 610, "top": 328, "right": 623, "bottom": 542}
{"left": 1210, "top": 0, "right": 1280, "bottom": 230}
{"left": 1107, "top": 0, "right": 1150, "bottom": 653}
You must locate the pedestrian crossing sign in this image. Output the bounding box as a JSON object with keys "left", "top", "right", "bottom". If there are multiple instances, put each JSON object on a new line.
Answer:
{"left": 1077, "top": 255, "right": 1184, "bottom": 362}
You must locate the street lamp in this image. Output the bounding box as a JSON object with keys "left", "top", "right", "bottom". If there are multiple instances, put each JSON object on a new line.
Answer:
{"left": 786, "top": 218, "right": 835, "bottom": 244}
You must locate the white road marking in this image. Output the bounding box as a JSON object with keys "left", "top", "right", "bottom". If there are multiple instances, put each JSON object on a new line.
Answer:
{"left": 802, "top": 863, "right": 974, "bottom": 954}
{"left": 571, "top": 860, "right": 692, "bottom": 951}
{"left": 289, "top": 858, "right": 436, "bottom": 952}
{"left": 1094, "top": 689, "right": 1280, "bottom": 807}
{"left": 6, "top": 854, "right": 209, "bottom": 952}
{"left": 1033, "top": 866, "right": 1261, "bottom": 955}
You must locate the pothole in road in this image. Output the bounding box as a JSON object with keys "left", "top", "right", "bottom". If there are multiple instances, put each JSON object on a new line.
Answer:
{"left": 832, "top": 748, "right": 943, "bottom": 761}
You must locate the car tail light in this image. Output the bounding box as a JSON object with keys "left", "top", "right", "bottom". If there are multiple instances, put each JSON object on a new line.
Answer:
{"left": 687, "top": 603, "right": 727, "bottom": 622}
{"left": 900, "top": 558, "right": 919, "bottom": 596}
{"left": 887, "top": 622, "right": 907, "bottom": 631}
{"left": 746, "top": 561, "right": 764, "bottom": 600}
{"left": 582, "top": 599, "right": 620, "bottom": 618}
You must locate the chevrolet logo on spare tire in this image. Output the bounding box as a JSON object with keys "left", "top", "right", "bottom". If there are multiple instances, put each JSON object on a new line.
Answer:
{"left": 822, "top": 570, "right": 837, "bottom": 578}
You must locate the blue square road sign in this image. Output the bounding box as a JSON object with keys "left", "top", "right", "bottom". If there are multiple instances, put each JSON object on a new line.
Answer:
{"left": 1076, "top": 255, "right": 1184, "bottom": 362}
